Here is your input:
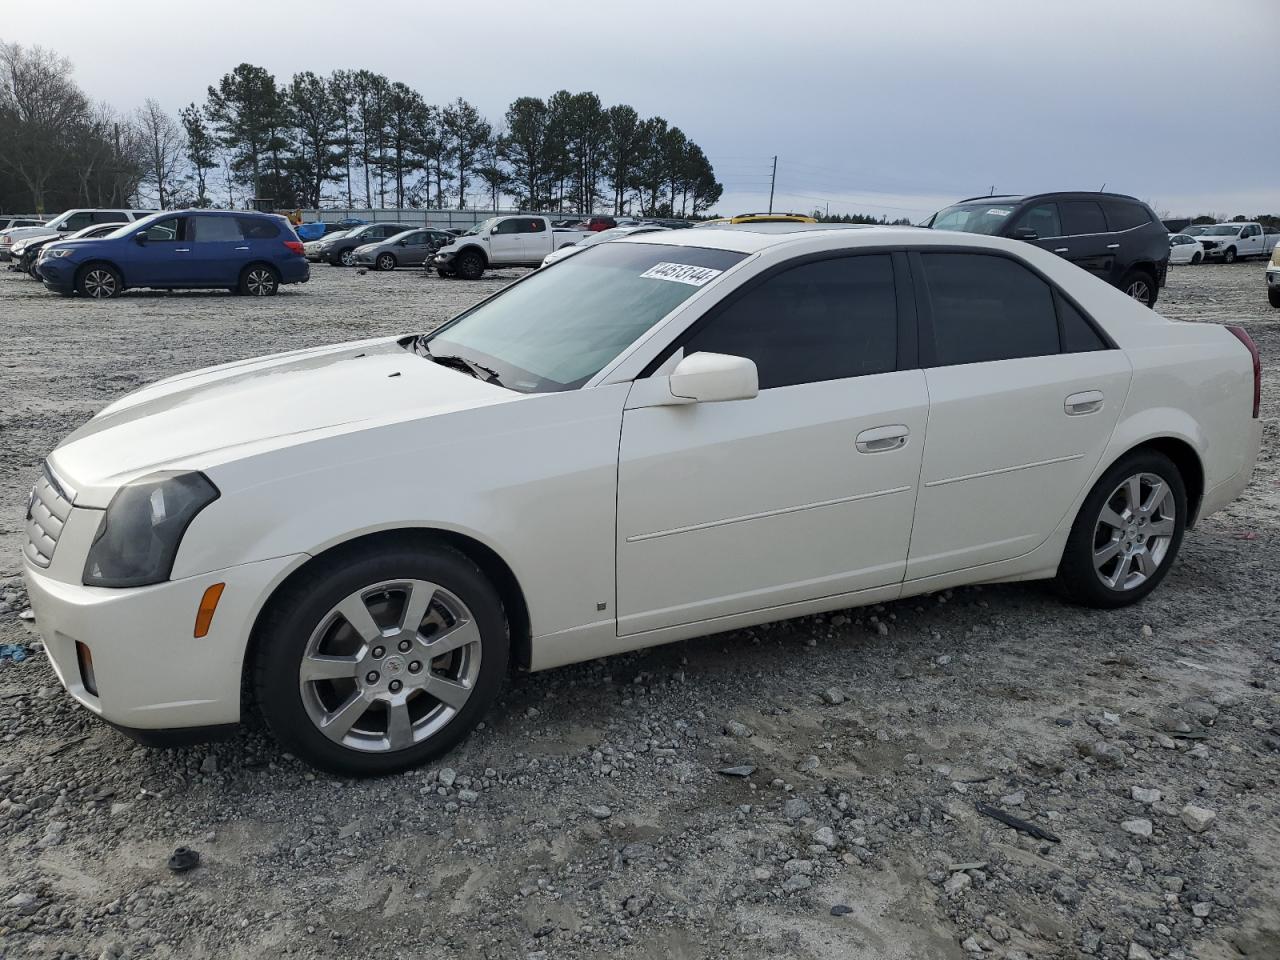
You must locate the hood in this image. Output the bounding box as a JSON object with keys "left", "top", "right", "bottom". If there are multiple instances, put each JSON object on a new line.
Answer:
{"left": 50, "top": 336, "right": 516, "bottom": 506}
{"left": 3, "top": 225, "right": 58, "bottom": 245}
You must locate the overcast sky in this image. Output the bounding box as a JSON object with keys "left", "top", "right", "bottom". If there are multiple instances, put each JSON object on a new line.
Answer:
{"left": 6, "top": 0, "right": 1279, "bottom": 218}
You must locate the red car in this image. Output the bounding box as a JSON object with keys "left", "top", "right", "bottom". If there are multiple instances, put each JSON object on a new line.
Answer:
{"left": 579, "top": 216, "right": 617, "bottom": 232}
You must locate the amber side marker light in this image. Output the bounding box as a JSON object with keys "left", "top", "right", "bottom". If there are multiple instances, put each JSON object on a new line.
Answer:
{"left": 75, "top": 641, "right": 98, "bottom": 696}
{"left": 194, "top": 583, "right": 226, "bottom": 638}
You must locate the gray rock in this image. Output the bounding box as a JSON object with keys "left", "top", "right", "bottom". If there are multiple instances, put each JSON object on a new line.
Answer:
{"left": 783, "top": 858, "right": 815, "bottom": 876}
{"left": 1090, "top": 741, "right": 1126, "bottom": 768}
{"left": 5, "top": 891, "right": 39, "bottom": 914}
{"left": 718, "top": 765, "right": 756, "bottom": 777}
{"left": 1181, "top": 804, "right": 1216, "bottom": 833}
{"left": 1131, "top": 786, "right": 1162, "bottom": 804}
{"left": 724, "top": 720, "right": 753, "bottom": 738}
{"left": 623, "top": 894, "right": 649, "bottom": 916}
{"left": 943, "top": 872, "right": 971, "bottom": 895}
{"left": 1128, "top": 943, "right": 1154, "bottom": 960}
{"left": 199, "top": 756, "right": 218, "bottom": 775}
{"left": 811, "top": 825, "right": 838, "bottom": 850}
{"left": 587, "top": 804, "right": 612, "bottom": 820}
{"left": 438, "top": 767, "right": 458, "bottom": 788}
{"left": 783, "top": 798, "right": 811, "bottom": 820}
{"left": 1192, "top": 901, "right": 1212, "bottom": 918}
{"left": 1000, "top": 790, "right": 1025, "bottom": 807}
{"left": 781, "top": 874, "right": 811, "bottom": 894}
{"left": 669, "top": 762, "right": 695, "bottom": 783}
{"left": 1121, "top": 818, "right": 1153, "bottom": 838}
{"left": 820, "top": 687, "right": 846, "bottom": 705}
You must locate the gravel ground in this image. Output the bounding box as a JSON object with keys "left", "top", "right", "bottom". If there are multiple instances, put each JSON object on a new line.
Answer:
{"left": 1, "top": 260, "right": 1278, "bottom": 960}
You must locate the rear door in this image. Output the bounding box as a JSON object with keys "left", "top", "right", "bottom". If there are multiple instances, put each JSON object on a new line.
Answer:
{"left": 905, "top": 250, "right": 1131, "bottom": 580}
{"left": 1058, "top": 200, "right": 1114, "bottom": 282}
{"left": 523, "top": 218, "right": 552, "bottom": 261}
{"left": 188, "top": 214, "right": 246, "bottom": 286}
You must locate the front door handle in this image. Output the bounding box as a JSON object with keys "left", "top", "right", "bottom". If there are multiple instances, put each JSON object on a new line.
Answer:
{"left": 855, "top": 424, "right": 909, "bottom": 453}
{"left": 1053, "top": 247, "right": 1069, "bottom": 254}
{"left": 1106, "top": 243, "right": 1120, "bottom": 250}
{"left": 175, "top": 247, "right": 191, "bottom": 253}
{"left": 1065, "top": 390, "right": 1104, "bottom": 415}
{"left": 234, "top": 246, "right": 249, "bottom": 251}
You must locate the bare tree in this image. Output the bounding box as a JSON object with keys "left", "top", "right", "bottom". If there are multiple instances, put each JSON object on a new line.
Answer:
{"left": 0, "top": 41, "right": 90, "bottom": 211}
{"left": 135, "top": 98, "right": 184, "bottom": 208}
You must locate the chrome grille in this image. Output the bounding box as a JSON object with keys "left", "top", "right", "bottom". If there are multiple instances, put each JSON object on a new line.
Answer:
{"left": 24, "top": 464, "right": 75, "bottom": 568}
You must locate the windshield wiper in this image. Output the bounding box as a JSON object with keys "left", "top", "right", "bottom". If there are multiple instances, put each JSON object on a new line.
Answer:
{"left": 413, "top": 336, "right": 503, "bottom": 386}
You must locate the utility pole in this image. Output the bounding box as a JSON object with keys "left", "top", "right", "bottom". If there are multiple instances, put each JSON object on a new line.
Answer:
{"left": 768, "top": 155, "right": 777, "bottom": 214}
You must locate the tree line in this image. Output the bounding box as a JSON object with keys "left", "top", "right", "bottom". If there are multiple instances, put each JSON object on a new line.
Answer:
{"left": 1, "top": 40, "right": 722, "bottom": 217}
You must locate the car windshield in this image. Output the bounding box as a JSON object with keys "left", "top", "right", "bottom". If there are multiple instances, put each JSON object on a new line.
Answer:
{"left": 929, "top": 202, "right": 1017, "bottom": 234}
{"left": 578, "top": 227, "right": 634, "bottom": 247}
{"left": 423, "top": 242, "right": 746, "bottom": 393}
{"left": 102, "top": 214, "right": 161, "bottom": 239}
{"left": 462, "top": 218, "right": 496, "bottom": 237}
{"left": 1205, "top": 225, "right": 1243, "bottom": 236}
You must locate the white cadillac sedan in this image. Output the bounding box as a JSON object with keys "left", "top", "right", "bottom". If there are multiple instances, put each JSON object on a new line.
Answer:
{"left": 23, "top": 224, "right": 1262, "bottom": 776}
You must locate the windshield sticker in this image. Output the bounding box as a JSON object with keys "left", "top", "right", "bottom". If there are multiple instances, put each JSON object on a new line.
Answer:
{"left": 639, "top": 262, "right": 724, "bottom": 286}
{"left": 986, "top": 208, "right": 1011, "bottom": 216}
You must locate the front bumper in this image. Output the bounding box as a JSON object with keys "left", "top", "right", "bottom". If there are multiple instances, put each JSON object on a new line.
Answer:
{"left": 22, "top": 542, "right": 301, "bottom": 731}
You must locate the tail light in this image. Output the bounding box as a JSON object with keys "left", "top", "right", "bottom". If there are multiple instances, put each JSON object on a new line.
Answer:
{"left": 283, "top": 240, "right": 305, "bottom": 256}
{"left": 1226, "top": 325, "right": 1260, "bottom": 418}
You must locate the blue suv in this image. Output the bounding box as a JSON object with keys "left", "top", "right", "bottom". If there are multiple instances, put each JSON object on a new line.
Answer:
{"left": 38, "top": 210, "right": 310, "bottom": 298}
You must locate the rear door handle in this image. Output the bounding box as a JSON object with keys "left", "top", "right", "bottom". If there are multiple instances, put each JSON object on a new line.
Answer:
{"left": 175, "top": 247, "right": 191, "bottom": 253}
{"left": 855, "top": 424, "right": 909, "bottom": 453}
{"left": 1053, "top": 247, "right": 1069, "bottom": 254}
{"left": 234, "top": 246, "right": 249, "bottom": 251}
{"left": 1105, "top": 243, "right": 1120, "bottom": 249}
{"left": 1065, "top": 390, "right": 1104, "bottom": 415}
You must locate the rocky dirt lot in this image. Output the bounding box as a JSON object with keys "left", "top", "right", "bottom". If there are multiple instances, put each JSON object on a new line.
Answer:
{"left": 1, "top": 260, "right": 1278, "bottom": 960}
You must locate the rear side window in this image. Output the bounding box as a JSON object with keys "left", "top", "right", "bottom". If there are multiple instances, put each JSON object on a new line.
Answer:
{"left": 190, "top": 216, "right": 244, "bottom": 241}
{"left": 920, "top": 253, "right": 1059, "bottom": 365}
{"left": 682, "top": 254, "right": 898, "bottom": 390}
{"left": 1057, "top": 293, "right": 1107, "bottom": 353}
{"left": 1102, "top": 201, "right": 1152, "bottom": 231}
{"left": 1061, "top": 201, "right": 1108, "bottom": 236}
{"left": 237, "top": 217, "right": 279, "bottom": 240}
{"left": 527, "top": 219, "right": 546, "bottom": 232}
{"left": 91, "top": 211, "right": 126, "bottom": 224}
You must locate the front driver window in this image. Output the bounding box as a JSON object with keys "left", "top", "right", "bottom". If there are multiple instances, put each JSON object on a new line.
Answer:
{"left": 682, "top": 254, "right": 898, "bottom": 390}
{"left": 144, "top": 217, "right": 180, "bottom": 241}
{"left": 494, "top": 219, "right": 524, "bottom": 235}
{"left": 1014, "top": 204, "right": 1061, "bottom": 238}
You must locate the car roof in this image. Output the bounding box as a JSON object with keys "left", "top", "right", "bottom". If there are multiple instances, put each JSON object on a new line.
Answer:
{"left": 616, "top": 222, "right": 933, "bottom": 255}
{"left": 953, "top": 191, "right": 1147, "bottom": 206}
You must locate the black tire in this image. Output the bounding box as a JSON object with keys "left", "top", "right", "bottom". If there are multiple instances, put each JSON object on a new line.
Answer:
{"left": 1190, "top": 251, "right": 1202, "bottom": 264}
{"left": 436, "top": 268, "right": 453, "bottom": 279}
{"left": 75, "top": 263, "right": 122, "bottom": 299}
{"left": 1056, "top": 450, "right": 1187, "bottom": 609}
{"left": 253, "top": 541, "right": 509, "bottom": 777}
{"left": 455, "top": 250, "right": 485, "bottom": 280}
{"left": 1223, "top": 247, "right": 1237, "bottom": 264}
{"left": 375, "top": 252, "right": 397, "bottom": 272}
{"left": 1269, "top": 288, "right": 1280, "bottom": 309}
{"left": 239, "top": 264, "right": 279, "bottom": 296}
{"left": 338, "top": 248, "right": 357, "bottom": 267}
{"left": 1120, "top": 269, "right": 1157, "bottom": 308}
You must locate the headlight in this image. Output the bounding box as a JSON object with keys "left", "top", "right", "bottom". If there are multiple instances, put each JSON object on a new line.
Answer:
{"left": 45, "top": 248, "right": 73, "bottom": 259}
{"left": 83, "top": 472, "right": 219, "bottom": 587}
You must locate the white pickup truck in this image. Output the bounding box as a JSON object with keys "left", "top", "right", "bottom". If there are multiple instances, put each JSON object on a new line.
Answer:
{"left": 1197, "top": 222, "right": 1280, "bottom": 263}
{"left": 432, "top": 216, "right": 590, "bottom": 279}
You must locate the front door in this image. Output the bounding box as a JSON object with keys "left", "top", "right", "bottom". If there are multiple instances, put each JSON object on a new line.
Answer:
{"left": 906, "top": 250, "right": 1131, "bottom": 580}
{"left": 616, "top": 252, "right": 927, "bottom": 635}
{"left": 488, "top": 218, "right": 526, "bottom": 263}
{"left": 127, "top": 216, "right": 187, "bottom": 287}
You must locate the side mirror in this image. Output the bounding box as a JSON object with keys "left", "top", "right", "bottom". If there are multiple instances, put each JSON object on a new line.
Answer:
{"left": 490, "top": 226, "right": 499, "bottom": 234}
{"left": 669, "top": 352, "right": 758, "bottom": 403}
{"left": 134, "top": 231, "right": 148, "bottom": 244}
{"left": 398, "top": 239, "right": 407, "bottom": 246}
{"left": 1012, "top": 227, "right": 1038, "bottom": 241}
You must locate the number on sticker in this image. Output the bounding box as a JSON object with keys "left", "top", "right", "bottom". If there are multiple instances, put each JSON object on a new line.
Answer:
{"left": 639, "top": 262, "right": 724, "bottom": 287}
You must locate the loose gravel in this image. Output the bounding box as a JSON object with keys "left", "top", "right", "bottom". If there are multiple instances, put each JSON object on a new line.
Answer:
{"left": 1, "top": 260, "right": 1278, "bottom": 960}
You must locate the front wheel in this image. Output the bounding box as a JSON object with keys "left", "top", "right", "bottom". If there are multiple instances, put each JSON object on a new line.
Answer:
{"left": 1223, "top": 247, "right": 1237, "bottom": 264}
{"left": 239, "top": 264, "right": 279, "bottom": 296}
{"left": 1190, "top": 251, "right": 1202, "bottom": 265}
{"left": 1056, "top": 451, "right": 1186, "bottom": 608}
{"left": 436, "top": 268, "right": 453, "bottom": 279}
{"left": 76, "top": 264, "right": 122, "bottom": 299}
{"left": 376, "top": 252, "right": 396, "bottom": 272}
{"left": 455, "top": 250, "right": 485, "bottom": 280}
{"left": 253, "top": 542, "right": 509, "bottom": 776}
{"left": 338, "top": 249, "right": 357, "bottom": 267}
{"left": 1120, "top": 270, "right": 1157, "bottom": 308}
{"left": 1269, "top": 287, "right": 1280, "bottom": 308}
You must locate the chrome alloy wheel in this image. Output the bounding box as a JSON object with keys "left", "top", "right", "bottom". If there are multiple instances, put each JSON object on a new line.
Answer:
{"left": 244, "top": 267, "right": 276, "bottom": 296}
{"left": 339, "top": 249, "right": 356, "bottom": 266}
{"left": 83, "top": 268, "right": 118, "bottom": 298}
{"left": 1125, "top": 278, "right": 1151, "bottom": 303}
{"left": 1092, "top": 472, "right": 1177, "bottom": 591}
{"left": 299, "top": 579, "right": 482, "bottom": 753}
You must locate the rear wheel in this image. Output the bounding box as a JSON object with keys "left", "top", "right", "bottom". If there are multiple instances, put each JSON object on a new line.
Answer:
{"left": 436, "top": 268, "right": 453, "bottom": 279}
{"left": 1120, "top": 269, "right": 1157, "bottom": 308}
{"left": 76, "top": 263, "right": 122, "bottom": 299}
{"left": 239, "top": 264, "right": 279, "bottom": 296}
{"left": 1057, "top": 450, "right": 1186, "bottom": 608}
{"left": 253, "top": 542, "right": 509, "bottom": 776}
{"left": 456, "top": 250, "right": 485, "bottom": 280}
{"left": 376, "top": 252, "right": 396, "bottom": 272}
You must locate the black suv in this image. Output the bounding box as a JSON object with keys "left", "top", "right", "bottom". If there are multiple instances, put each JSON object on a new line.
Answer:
{"left": 926, "top": 192, "right": 1169, "bottom": 307}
